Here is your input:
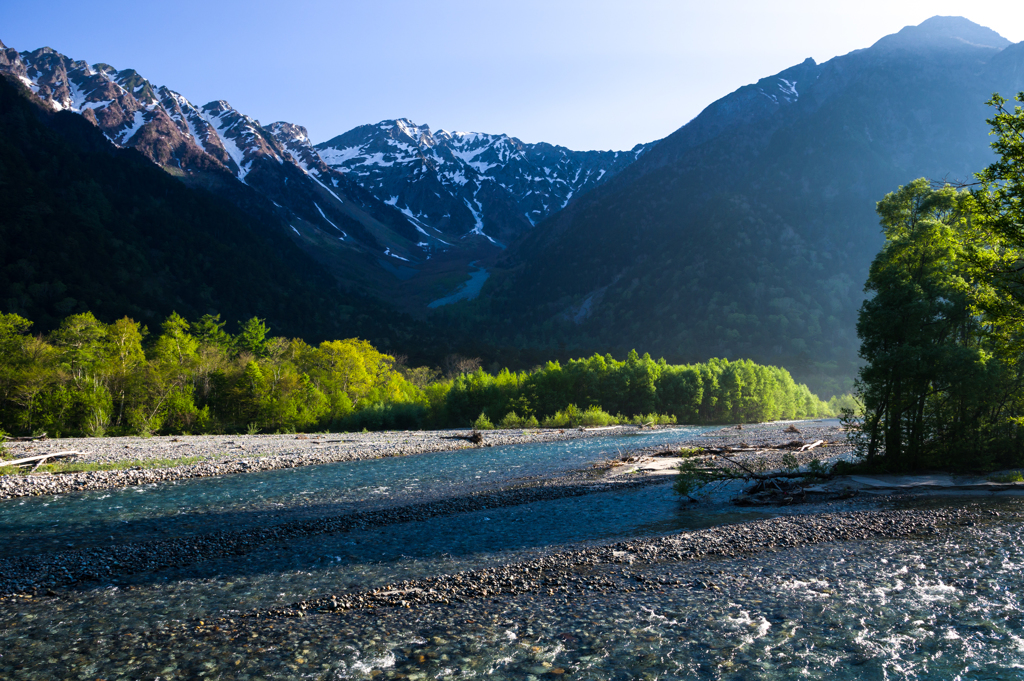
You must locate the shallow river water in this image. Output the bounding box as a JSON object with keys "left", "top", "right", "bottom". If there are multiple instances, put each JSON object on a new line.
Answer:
{"left": 2, "top": 425, "right": 1021, "bottom": 679}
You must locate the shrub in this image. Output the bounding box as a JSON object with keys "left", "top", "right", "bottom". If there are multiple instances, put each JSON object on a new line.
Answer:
{"left": 989, "top": 471, "right": 1024, "bottom": 483}
{"left": 473, "top": 411, "right": 495, "bottom": 430}
{"left": 579, "top": 405, "right": 618, "bottom": 427}
{"left": 499, "top": 411, "right": 539, "bottom": 428}
{"left": 630, "top": 413, "right": 677, "bottom": 426}
{"left": 542, "top": 404, "right": 584, "bottom": 428}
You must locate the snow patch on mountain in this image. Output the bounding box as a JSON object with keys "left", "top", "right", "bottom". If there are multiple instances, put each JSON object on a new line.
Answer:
{"left": 316, "top": 119, "right": 650, "bottom": 244}
{"left": 119, "top": 110, "right": 147, "bottom": 144}
{"left": 314, "top": 202, "right": 346, "bottom": 237}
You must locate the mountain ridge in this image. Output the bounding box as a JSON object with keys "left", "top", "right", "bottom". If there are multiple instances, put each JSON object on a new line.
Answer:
{"left": 473, "top": 16, "right": 1024, "bottom": 396}
{"left": 0, "top": 40, "right": 649, "bottom": 311}
{"left": 315, "top": 118, "right": 650, "bottom": 246}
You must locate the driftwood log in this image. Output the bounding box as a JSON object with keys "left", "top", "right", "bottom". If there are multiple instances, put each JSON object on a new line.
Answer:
{"left": 6, "top": 432, "right": 48, "bottom": 442}
{"left": 441, "top": 431, "right": 484, "bottom": 445}
{"left": 0, "top": 451, "right": 80, "bottom": 469}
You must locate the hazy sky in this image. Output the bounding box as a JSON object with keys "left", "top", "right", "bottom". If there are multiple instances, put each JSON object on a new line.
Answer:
{"left": 2, "top": 1, "right": 1022, "bottom": 150}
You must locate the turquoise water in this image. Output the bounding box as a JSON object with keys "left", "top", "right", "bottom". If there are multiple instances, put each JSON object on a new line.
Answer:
{"left": 0, "top": 426, "right": 710, "bottom": 557}
{"left": 4, "top": 424, "right": 1019, "bottom": 679}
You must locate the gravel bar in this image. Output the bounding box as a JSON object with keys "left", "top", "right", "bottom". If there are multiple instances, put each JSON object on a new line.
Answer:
{"left": 0, "top": 427, "right": 641, "bottom": 500}
{"left": 258, "top": 507, "right": 980, "bottom": 618}
{"left": 0, "top": 421, "right": 849, "bottom": 500}
{"left": 0, "top": 472, "right": 666, "bottom": 596}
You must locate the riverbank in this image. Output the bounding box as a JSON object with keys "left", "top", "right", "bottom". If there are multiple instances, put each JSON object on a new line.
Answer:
{"left": 0, "top": 421, "right": 844, "bottom": 500}
{"left": 0, "top": 426, "right": 641, "bottom": 500}
{"left": 261, "top": 507, "right": 977, "bottom": 617}
{"left": 4, "top": 418, "right": 1022, "bottom": 679}
{"left": 0, "top": 471, "right": 667, "bottom": 596}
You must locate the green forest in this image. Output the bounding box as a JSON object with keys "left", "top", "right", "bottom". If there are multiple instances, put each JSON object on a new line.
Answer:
{"left": 855, "top": 93, "right": 1024, "bottom": 471}
{"left": 0, "top": 309, "right": 838, "bottom": 438}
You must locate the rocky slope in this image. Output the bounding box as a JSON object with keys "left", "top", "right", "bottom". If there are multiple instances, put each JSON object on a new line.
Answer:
{"left": 0, "top": 40, "right": 649, "bottom": 304}
{"left": 317, "top": 119, "right": 648, "bottom": 245}
{"left": 0, "top": 40, "right": 454, "bottom": 276}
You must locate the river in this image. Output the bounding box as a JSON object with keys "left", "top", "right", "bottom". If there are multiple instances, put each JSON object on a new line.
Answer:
{"left": 1, "top": 424, "right": 1020, "bottom": 679}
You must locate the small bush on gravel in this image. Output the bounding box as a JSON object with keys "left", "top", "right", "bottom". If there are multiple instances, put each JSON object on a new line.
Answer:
{"left": 631, "top": 413, "right": 678, "bottom": 426}
{"left": 499, "top": 411, "right": 539, "bottom": 428}
{"left": 542, "top": 404, "right": 585, "bottom": 428}
{"left": 473, "top": 412, "right": 495, "bottom": 430}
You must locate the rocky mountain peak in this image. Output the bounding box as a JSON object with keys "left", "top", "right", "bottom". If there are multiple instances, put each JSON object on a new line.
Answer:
{"left": 315, "top": 118, "right": 650, "bottom": 245}
{"left": 871, "top": 16, "right": 1010, "bottom": 54}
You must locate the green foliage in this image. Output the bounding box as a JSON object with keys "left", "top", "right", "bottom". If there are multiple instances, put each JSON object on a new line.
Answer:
{"left": 235, "top": 317, "right": 270, "bottom": 358}
{"left": 781, "top": 452, "right": 799, "bottom": 472}
{"left": 442, "top": 352, "right": 829, "bottom": 428}
{"left": 988, "top": 471, "right": 1024, "bottom": 483}
{"left": 542, "top": 404, "right": 585, "bottom": 428}
{"left": 855, "top": 93, "right": 1024, "bottom": 471}
{"left": 0, "top": 307, "right": 830, "bottom": 436}
{"left": 336, "top": 402, "right": 428, "bottom": 432}
{"left": 0, "top": 309, "right": 430, "bottom": 437}
{"left": 827, "top": 393, "right": 862, "bottom": 417}
{"left": 806, "top": 459, "right": 829, "bottom": 477}
{"left": 473, "top": 412, "right": 495, "bottom": 430}
{"left": 498, "top": 411, "right": 540, "bottom": 429}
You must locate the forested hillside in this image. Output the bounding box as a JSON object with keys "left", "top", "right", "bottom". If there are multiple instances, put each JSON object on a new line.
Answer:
{"left": 471, "top": 17, "right": 1024, "bottom": 397}
{"left": 0, "top": 74, "right": 434, "bottom": 356}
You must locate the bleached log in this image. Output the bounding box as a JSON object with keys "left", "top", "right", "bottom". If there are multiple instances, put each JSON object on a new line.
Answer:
{"left": 798, "top": 440, "right": 824, "bottom": 452}
{"left": 0, "top": 451, "right": 80, "bottom": 468}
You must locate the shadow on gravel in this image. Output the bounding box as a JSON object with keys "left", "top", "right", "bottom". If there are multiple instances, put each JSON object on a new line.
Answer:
{"left": 5, "top": 478, "right": 793, "bottom": 595}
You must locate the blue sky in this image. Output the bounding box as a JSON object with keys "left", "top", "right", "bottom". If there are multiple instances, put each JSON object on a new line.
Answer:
{"left": 2, "top": 1, "right": 1022, "bottom": 150}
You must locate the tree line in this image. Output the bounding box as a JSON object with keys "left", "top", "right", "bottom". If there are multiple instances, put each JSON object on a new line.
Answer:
{"left": 0, "top": 310, "right": 836, "bottom": 437}
{"left": 854, "top": 93, "right": 1024, "bottom": 471}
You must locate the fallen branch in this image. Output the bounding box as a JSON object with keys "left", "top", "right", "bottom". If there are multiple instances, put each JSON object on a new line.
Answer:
{"left": 675, "top": 451, "right": 835, "bottom": 502}
{"left": 0, "top": 451, "right": 81, "bottom": 468}
{"left": 441, "top": 431, "right": 484, "bottom": 445}
{"left": 582, "top": 425, "right": 623, "bottom": 432}
{"left": 799, "top": 439, "right": 824, "bottom": 452}
{"left": 6, "top": 432, "right": 48, "bottom": 442}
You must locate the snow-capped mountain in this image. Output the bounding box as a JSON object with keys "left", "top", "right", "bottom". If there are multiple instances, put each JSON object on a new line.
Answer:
{"left": 0, "top": 42, "right": 300, "bottom": 179}
{"left": 0, "top": 37, "right": 653, "bottom": 311}
{"left": 0, "top": 41, "right": 448, "bottom": 262}
{"left": 316, "top": 119, "right": 649, "bottom": 245}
